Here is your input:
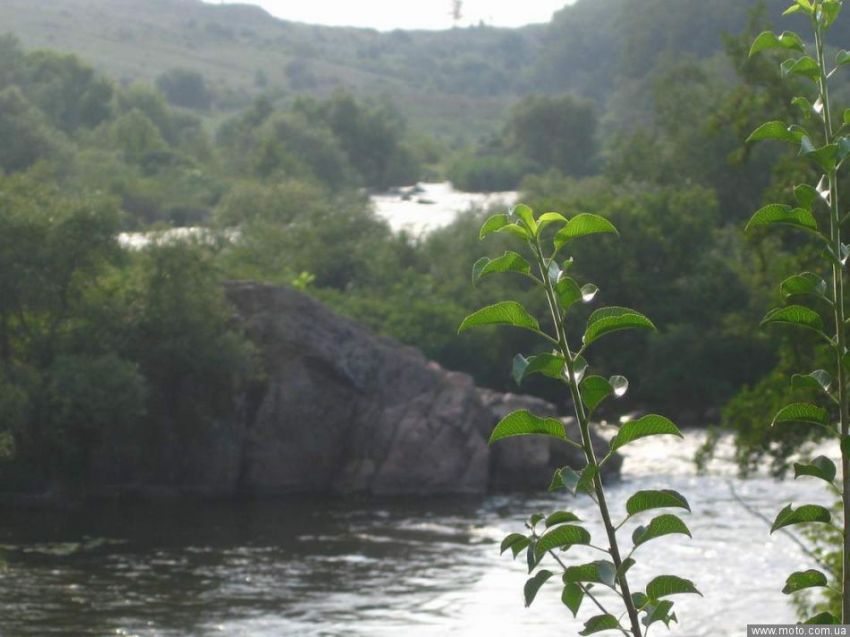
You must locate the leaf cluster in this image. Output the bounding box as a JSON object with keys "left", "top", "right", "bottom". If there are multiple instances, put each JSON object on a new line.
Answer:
{"left": 461, "top": 204, "right": 697, "bottom": 635}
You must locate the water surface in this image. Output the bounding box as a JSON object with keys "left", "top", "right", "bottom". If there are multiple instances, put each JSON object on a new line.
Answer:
{"left": 0, "top": 433, "right": 832, "bottom": 636}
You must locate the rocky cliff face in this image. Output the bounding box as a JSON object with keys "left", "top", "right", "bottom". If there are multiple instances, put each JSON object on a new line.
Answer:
{"left": 224, "top": 282, "right": 620, "bottom": 496}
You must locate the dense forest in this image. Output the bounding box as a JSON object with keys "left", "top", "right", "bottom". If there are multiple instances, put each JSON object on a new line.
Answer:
{"left": 0, "top": 0, "right": 833, "bottom": 493}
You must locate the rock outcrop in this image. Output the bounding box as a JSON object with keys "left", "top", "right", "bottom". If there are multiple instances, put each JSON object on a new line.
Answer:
{"left": 225, "top": 282, "right": 620, "bottom": 496}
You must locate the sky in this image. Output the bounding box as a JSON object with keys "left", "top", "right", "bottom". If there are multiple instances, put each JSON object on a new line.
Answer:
{"left": 203, "top": 0, "right": 573, "bottom": 31}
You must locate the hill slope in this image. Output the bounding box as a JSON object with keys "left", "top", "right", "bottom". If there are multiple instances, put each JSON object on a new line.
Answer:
{"left": 0, "top": 0, "right": 808, "bottom": 138}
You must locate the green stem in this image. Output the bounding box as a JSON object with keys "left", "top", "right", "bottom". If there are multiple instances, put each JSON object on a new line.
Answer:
{"left": 813, "top": 8, "right": 850, "bottom": 621}
{"left": 531, "top": 239, "right": 643, "bottom": 637}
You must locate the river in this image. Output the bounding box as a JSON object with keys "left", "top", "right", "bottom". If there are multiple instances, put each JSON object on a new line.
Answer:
{"left": 0, "top": 432, "right": 834, "bottom": 636}
{"left": 117, "top": 182, "right": 516, "bottom": 248}
{"left": 371, "top": 182, "right": 518, "bottom": 235}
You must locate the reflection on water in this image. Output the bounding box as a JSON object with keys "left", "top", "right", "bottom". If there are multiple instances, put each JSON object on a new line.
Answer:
{"left": 372, "top": 182, "right": 518, "bottom": 235}
{"left": 0, "top": 433, "right": 832, "bottom": 636}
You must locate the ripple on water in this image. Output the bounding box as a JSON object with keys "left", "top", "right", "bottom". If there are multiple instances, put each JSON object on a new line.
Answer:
{"left": 0, "top": 431, "right": 837, "bottom": 636}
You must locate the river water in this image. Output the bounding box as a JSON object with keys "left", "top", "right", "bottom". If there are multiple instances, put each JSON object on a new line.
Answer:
{"left": 0, "top": 432, "right": 834, "bottom": 636}
{"left": 371, "top": 182, "right": 518, "bottom": 235}
{"left": 117, "top": 182, "right": 516, "bottom": 248}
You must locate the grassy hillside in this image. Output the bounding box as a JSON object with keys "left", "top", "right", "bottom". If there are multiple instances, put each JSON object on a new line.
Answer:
{"left": 0, "top": 0, "right": 809, "bottom": 139}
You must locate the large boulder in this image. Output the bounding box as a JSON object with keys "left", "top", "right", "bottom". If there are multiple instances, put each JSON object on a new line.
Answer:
{"left": 226, "top": 282, "right": 490, "bottom": 496}
{"left": 225, "top": 282, "right": 621, "bottom": 496}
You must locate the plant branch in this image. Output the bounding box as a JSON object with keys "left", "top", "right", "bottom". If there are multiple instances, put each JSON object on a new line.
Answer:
{"left": 531, "top": 238, "right": 643, "bottom": 637}
{"left": 548, "top": 549, "right": 630, "bottom": 637}
{"left": 813, "top": 5, "right": 850, "bottom": 620}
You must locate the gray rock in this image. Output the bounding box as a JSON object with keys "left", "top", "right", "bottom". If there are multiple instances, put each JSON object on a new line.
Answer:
{"left": 226, "top": 282, "right": 490, "bottom": 496}
{"left": 224, "top": 282, "right": 620, "bottom": 496}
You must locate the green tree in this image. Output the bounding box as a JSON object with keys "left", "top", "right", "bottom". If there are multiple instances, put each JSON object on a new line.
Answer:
{"left": 23, "top": 50, "right": 113, "bottom": 132}
{"left": 0, "top": 86, "right": 59, "bottom": 172}
{"left": 506, "top": 95, "right": 598, "bottom": 176}
{"left": 156, "top": 68, "right": 213, "bottom": 110}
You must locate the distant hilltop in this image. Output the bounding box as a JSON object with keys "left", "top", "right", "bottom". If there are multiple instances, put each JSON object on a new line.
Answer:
{"left": 0, "top": 0, "right": 802, "bottom": 139}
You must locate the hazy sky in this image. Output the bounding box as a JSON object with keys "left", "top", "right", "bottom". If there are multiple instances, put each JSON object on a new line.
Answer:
{"left": 203, "top": 1, "right": 572, "bottom": 30}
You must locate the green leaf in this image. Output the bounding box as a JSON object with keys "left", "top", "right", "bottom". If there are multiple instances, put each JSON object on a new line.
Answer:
{"left": 526, "top": 541, "right": 540, "bottom": 573}
{"left": 472, "top": 252, "right": 531, "bottom": 283}
{"left": 550, "top": 465, "right": 597, "bottom": 495}
{"left": 821, "top": 1, "right": 842, "bottom": 28}
{"left": 500, "top": 533, "right": 530, "bottom": 558}
{"left": 793, "top": 96, "right": 814, "bottom": 118}
{"left": 745, "top": 204, "right": 819, "bottom": 233}
{"left": 793, "top": 456, "right": 837, "bottom": 483}
{"left": 496, "top": 223, "right": 532, "bottom": 241}
{"left": 791, "top": 369, "right": 832, "bottom": 394}
{"left": 646, "top": 575, "right": 702, "bottom": 600}
{"left": 583, "top": 306, "right": 656, "bottom": 346}
{"left": 806, "top": 143, "right": 839, "bottom": 172}
{"left": 580, "top": 376, "right": 613, "bottom": 412}
{"left": 489, "top": 410, "right": 566, "bottom": 444}
{"left": 545, "top": 511, "right": 581, "bottom": 527}
{"left": 562, "top": 560, "right": 617, "bottom": 587}
{"left": 511, "top": 203, "right": 537, "bottom": 234}
{"left": 554, "top": 213, "right": 618, "bottom": 250}
{"left": 458, "top": 301, "right": 540, "bottom": 334}
{"left": 626, "top": 490, "right": 691, "bottom": 516}
{"left": 548, "top": 465, "right": 595, "bottom": 495}
{"left": 838, "top": 50, "right": 850, "bottom": 67}
{"left": 749, "top": 31, "right": 805, "bottom": 57}
{"left": 537, "top": 211, "right": 568, "bottom": 232}
{"left": 633, "top": 514, "right": 692, "bottom": 547}
{"left": 576, "top": 463, "right": 598, "bottom": 495}
{"left": 523, "top": 569, "right": 553, "bottom": 607}
{"left": 479, "top": 214, "right": 509, "bottom": 239}
{"left": 772, "top": 402, "right": 830, "bottom": 428}
{"left": 782, "top": 569, "right": 828, "bottom": 594}
{"left": 770, "top": 503, "right": 832, "bottom": 533}
{"left": 784, "top": 1, "right": 813, "bottom": 16}
{"left": 512, "top": 353, "right": 565, "bottom": 386}
{"left": 746, "top": 120, "right": 802, "bottom": 143}
{"left": 632, "top": 592, "right": 649, "bottom": 610}
{"left": 562, "top": 582, "right": 584, "bottom": 617}
{"left": 618, "top": 557, "right": 636, "bottom": 579}
{"left": 529, "top": 513, "right": 545, "bottom": 527}
{"left": 610, "top": 415, "right": 683, "bottom": 452}
{"left": 805, "top": 612, "right": 838, "bottom": 624}
{"left": 781, "top": 55, "right": 820, "bottom": 80}
{"left": 838, "top": 137, "right": 850, "bottom": 162}
{"left": 579, "top": 614, "right": 621, "bottom": 636}
{"left": 535, "top": 524, "right": 591, "bottom": 558}
{"left": 760, "top": 305, "right": 825, "bottom": 334}
{"left": 548, "top": 466, "right": 575, "bottom": 492}
{"left": 780, "top": 272, "right": 827, "bottom": 299}
{"left": 555, "top": 276, "right": 583, "bottom": 312}
{"left": 794, "top": 184, "right": 819, "bottom": 209}
{"left": 643, "top": 600, "right": 676, "bottom": 628}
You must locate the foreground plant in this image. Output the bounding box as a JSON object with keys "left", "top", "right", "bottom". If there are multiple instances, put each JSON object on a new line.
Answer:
{"left": 459, "top": 205, "right": 699, "bottom": 635}
{"left": 746, "top": 0, "right": 850, "bottom": 622}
